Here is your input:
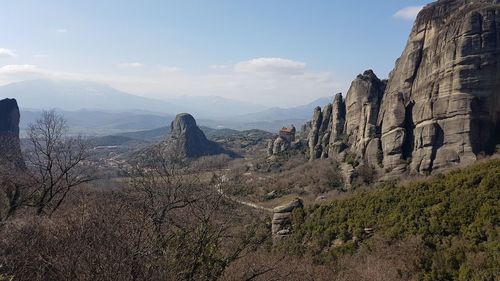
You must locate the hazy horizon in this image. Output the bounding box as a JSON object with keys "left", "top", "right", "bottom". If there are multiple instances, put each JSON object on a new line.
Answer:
{"left": 0, "top": 0, "right": 431, "bottom": 107}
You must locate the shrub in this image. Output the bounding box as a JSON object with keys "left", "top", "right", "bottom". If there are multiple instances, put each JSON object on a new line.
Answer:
{"left": 283, "top": 159, "right": 500, "bottom": 280}
{"left": 345, "top": 152, "right": 359, "bottom": 167}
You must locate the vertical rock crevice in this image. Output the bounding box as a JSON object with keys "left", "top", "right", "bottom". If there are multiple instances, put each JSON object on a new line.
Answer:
{"left": 429, "top": 124, "right": 445, "bottom": 172}
{"left": 402, "top": 102, "right": 415, "bottom": 160}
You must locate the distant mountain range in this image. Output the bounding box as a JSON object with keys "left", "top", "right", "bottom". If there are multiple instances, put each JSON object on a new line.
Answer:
{"left": 233, "top": 97, "right": 332, "bottom": 122}
{"left": 2, "top": 79, "right": 169, "bottom": 113}
{"left": 0, "top": 79, "right": 266, "bottom": 118}
{"left": 1, "top": 79, "right": 333, "bottom": 133}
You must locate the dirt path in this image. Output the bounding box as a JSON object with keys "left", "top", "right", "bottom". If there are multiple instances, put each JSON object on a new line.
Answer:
{"left": 215, "top": 182, "right": 273, "bottom": 213}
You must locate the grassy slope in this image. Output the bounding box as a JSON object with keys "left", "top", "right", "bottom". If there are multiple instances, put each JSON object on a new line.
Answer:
{"left": 284, "top": 159, "right": 500, "bottom": 281}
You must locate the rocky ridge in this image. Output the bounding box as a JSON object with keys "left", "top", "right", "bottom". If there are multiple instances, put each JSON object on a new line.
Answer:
{"left": 306, "top": 0, "right": 500, "bottom": 178}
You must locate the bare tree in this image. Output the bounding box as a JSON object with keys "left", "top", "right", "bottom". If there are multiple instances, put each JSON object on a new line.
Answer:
{"left": 0, "top": 165, "right": 27, "bottom": 222}
{"left": 0, "top": 126, "right": 27, "bottom": 222}
{"left": 128, "top": 144, "right": 195, "bottom": 236}
{"left": 127, "top": 144, "right": 270, "bottom": 281}
{"left": 23, "top": 110, "right": 94, "bottom": 216}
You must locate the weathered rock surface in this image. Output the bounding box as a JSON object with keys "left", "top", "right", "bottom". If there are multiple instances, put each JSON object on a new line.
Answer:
{"left": 344, "top": 70, "right": 386, "bottom": 161}
{"left": 304, "top": 0, "right": 500, "bottom": 178}
{"left": 273, "top": 137, "right": 287, "bottom": 155}
{"left": 272, "top": 198, "right": 303, "bottom": 238}
{"left": 328, "top": 93, "right": 346, "bottom": 146}
{"left": 166, "top": 113, "right": 235, "bottom": 158}
{"left": 267, "top": 125, "right": 298, "bottom": 156}
{"left": 308, "top": 107, "right": 323, "bottom": 160}
{"left": 0, "top": 98, "right": 24, "bottom": 169}
{"left": 379, "top": 0, "right": 500, "bottom": 175}
{"left": 307, "top": 102, "right": 339, "bottom": 160}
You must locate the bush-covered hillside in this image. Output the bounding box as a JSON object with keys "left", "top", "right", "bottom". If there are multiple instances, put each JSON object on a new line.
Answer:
{"left": 283, "top": 159, "right": 500, "bottom": 281}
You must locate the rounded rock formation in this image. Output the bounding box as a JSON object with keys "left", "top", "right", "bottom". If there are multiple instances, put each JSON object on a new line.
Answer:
{"left": 166, "top": 113, "right": 235, "bottom": 159}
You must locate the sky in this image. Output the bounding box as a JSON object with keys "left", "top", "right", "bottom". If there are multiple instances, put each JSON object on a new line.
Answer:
{"left": 0, "top": 0, "right": 431, "bottom": 107}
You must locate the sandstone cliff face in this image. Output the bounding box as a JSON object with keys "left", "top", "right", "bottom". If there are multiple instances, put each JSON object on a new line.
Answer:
{"left": 379, "top": 0, "right": 500, "bottom": 174}
{"left": 0, "top": 98, "right": 24, "bottom": 169}
{"left": 307, "top": 103, "right": 339, "bottom": 160}
{"left": 308, "top": 106, "right": 323, "bottom": 160}
{"left": 344, "top": 70, "right": 386, "bottom": 161}
{"left": 166, "top": 113, "right": 235, "bottom": 158}
{"left": 306, "top": 0, "right": 500, "bottom": 177}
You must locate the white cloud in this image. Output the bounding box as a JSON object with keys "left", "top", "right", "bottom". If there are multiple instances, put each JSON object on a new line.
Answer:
{"left": 121, "top": 58, "right": 340, "bottom": 106}
{"left": 56, "top": 28, "right": 68, "bottom": 33}
{"left": 0, "top": 64, "right": 48, "bottom": 85}
{"left": 234, "top": 57, "right": 306, "bottom": 74}
{"left": 0, "top": 64, "right": 42, "bottom": 75}
{"left": 0, "top": 64, "right": 94, "bottom": 86}
{"left": 117, "top": 62, "right": 144, "bottom": 68}
{"left": 0, "top": 58, "right": 346, "bottom": 107}
{"left": 0, "top": 48, "right": 17, "bottom": 58}
{"left": 394, "top": 6, "right": 424, "bottom": 21}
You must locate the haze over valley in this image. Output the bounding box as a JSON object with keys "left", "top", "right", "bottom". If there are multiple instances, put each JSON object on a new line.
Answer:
{"left": 0, "top": 1, "right": 499, "bottom": 280}
{"left": 4, "top": 78, "right": 332, "bottom": 134}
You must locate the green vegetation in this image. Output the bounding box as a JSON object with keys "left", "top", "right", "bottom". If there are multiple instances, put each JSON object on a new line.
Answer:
{"left": 283, "top": 159, "right": 500, "bottom": 281}
{"left": 344, "top": 152, "right": 359, "bottom": 168}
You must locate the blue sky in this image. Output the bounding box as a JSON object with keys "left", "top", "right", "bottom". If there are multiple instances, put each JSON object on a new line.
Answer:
{"left": 0, "top": 0, "right": 431, "bottom": 107}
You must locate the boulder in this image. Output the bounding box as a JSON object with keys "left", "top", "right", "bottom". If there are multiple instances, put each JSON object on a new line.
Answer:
{"left": 272, "top": 198, "right": 304, "bottom": 237}
{"left": 273, "top": 198, "right": 304, "bottom": 213}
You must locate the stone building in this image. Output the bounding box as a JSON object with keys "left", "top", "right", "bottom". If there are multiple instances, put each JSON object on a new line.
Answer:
{"left": 278, "top": 125, "right": 296, "bottom": 143}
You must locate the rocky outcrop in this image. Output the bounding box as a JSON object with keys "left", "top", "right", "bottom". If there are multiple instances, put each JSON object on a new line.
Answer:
{"left": 305, "top": 0, "right": 500, "bottom": 177}
{"left": 0, "top": 98, "right": 24, "bottom": 170}
{"left": 166, "top": 113, "right": 236, "bottom": 158}
{"left": 379, "top": 0, "right": 500, "bottom": 175}
{"left": 308, "top": 107, "right": 323, "bottom": 160}
{"left": 328, "top": 93, "right": 348, "bottom": 161}
{"left": 272, "top": 198, "right": 303, "bottom": 238}
{"left": 270, "top": 137, "right": 287, "bottom": 155}
{"left": 307, "top": 103, "right": 336, "bottom": 160}
{"left": 267, "top": 125, "right": 299, "bottom": 156}
{"left": 344, "top": 70, "right": 386, "bottom": 161}
{"left": 329, "top": 93, "right": 346, "bottom": 143}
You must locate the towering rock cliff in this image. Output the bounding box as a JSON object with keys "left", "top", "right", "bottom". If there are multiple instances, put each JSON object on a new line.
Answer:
{"left": 308, "top": 106, "right": 323, "bottom": 160}
{"left": 0, "top": 98, "right": 25, "bottom": 170}
{"left": 344, "top": 70, "right": 386, "bottom": 162}
{"left": 307, "top": 0, "right": 500, "bottom": 177}
{"left": 328, "top": 93, "right": 347, "bottom": 160}
{"left": 379, "top": 0, "right": 500, "bottom": 174}
{"left": 308, "top": 104, "right": 334, "bottom": 160}
{"left": 166, "top": 113, "right": 236, "bottom": 159}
